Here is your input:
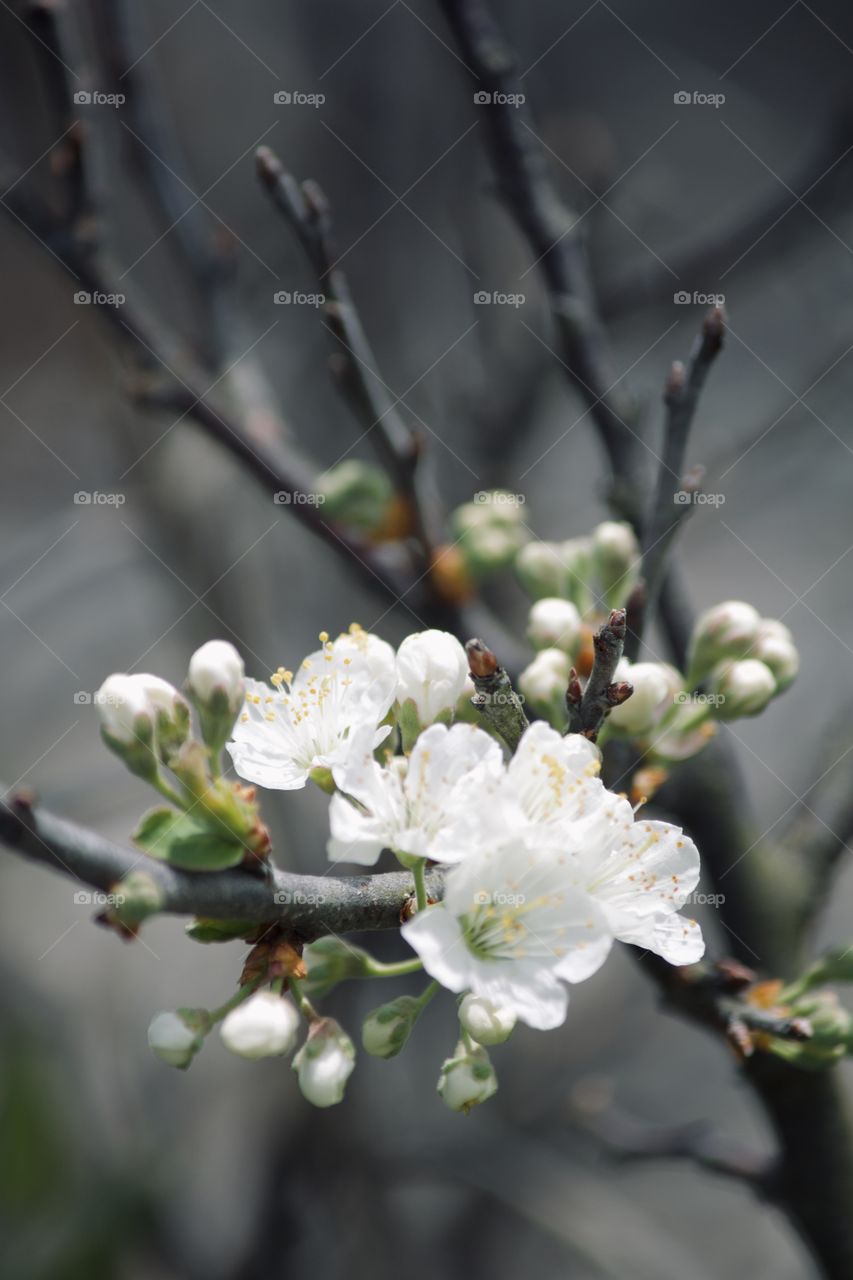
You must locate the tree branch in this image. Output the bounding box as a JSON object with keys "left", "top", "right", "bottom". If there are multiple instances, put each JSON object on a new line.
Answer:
{"left": 567, "top": 608, "right": 630, "bottom": 741}
{"left": 0, "top": 789, "right": 442, "bottom": 939}
{"left": 466, "top": 637, "right": 529, "bottom": 751}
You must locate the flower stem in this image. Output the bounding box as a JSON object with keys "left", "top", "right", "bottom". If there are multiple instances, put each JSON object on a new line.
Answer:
{"left": 290, "top": 976, "right": 321, "bottom": 1023}
{"left": 413, "top": 858, "right": 428, "bottom": 913}
{"left": 364, "top": 956, "right": 424, "bottom": 978}
{"left": 208, "top": 976, "right": 262, "bottom": 1026}
{"left": 153, "top": 772, "right": 187, "bottom": 809}
{"left": 415, "top": 979, "right": 439, "bottom": 1010}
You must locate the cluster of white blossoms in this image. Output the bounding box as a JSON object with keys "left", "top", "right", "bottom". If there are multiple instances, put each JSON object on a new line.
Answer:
{"left": 225, "top": 626, "right": 703, "bottom": 1031}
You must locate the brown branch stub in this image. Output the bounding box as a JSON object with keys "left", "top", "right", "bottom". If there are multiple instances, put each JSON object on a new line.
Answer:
{"left": 576, "top": 609, "right": 630, "bottom": 741}
{"left": 465, "top": 638, "right": 529, "bottom": 752}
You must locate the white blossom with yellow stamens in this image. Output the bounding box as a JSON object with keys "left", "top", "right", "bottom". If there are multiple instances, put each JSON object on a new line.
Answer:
{"left": 328, "top": 721, "right": 503, "bottom": 866}
{"left": 227, "top": 625, "right": 396, "bottom": 790}
{"left": 402, "top": 721, "right": 703, "bottom": 1028}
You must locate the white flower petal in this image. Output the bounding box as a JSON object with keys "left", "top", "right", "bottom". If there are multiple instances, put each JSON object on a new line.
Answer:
{"left": 615, "top": 911, "right": 705, "bottom": 965}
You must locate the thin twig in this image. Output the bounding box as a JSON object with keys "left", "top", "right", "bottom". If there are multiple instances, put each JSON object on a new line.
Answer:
{"left": 571, "top": 609, "right": 630, "bottom": 741}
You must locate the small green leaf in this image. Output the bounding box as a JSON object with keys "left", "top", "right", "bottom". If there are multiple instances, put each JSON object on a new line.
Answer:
{"left": 186, "top": 917, "right": 257, "bottom": 943}
{"left": 133, "top": 807, "right": 245, "bottom": 871}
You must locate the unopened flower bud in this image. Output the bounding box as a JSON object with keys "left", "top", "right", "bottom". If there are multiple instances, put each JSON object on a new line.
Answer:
{"left": 187, "top": 640, "right": 245, "bottom": 754}
{"left": 317, "top": 459, "right": 393, "bottom": 531}
{"left": 608, "top": 660, "right": 681, "bottom": 737}
{"left": 293, "top": 1018, "right": 356, "bottom": 1107}
{"left": 687, "top": 601, "right": 761, "bottom": 684}
{"left": 453, "top": 497, "right": 528, "bottom": 576}
{"left": 396, "top": 630, "right": 469, "bottom": 727}
{"left": 527, "top": 598, "right": 582, "bottom": 654}
{"left": 515, "top": 540, "right": 568, "bottom": 600}
{"left": 559, "top": 536, "right": 594, "bottom": 611}
{"left": 437, "top": 1040, "right": 498, "bottom": 1113}
{"left": 518, "top": 648, "right": 570, "bottom": 726}
{"left": 753, "top": 620, "right": 799, "bottom": 691}
{"left": 710, "top": 659, "right": 776, "bottom": 720}
{"left": 140, "top": 674, "right": 191, "bottom": 757}
{"left": 96, "top": 673, "right": 160, "bottom": 782}
{"left": 147, "top": 1009, "right": 205, "bottom": 1069}
{"left": 362, "top": 995, "right": 422, "bottom": 1059}
{"left": 591, "top": 520, "right": 640, "bottom": 608}
{"left": 219, "top": 991, "right": 300, "bottom": 1059}
{"left": 459, "top": 994, "right": 516, "bottom": 1046}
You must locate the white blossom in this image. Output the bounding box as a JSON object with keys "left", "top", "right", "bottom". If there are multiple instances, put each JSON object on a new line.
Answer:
{"left": 459, "top": 994, "right": 516, "bottom": 1045}
{"left": 402, "top": 722, "right": 703, "bottom": 1029}
{"left": 328, "top": 721, "right": 503, "bottom": 866}
{"left": 219, "top": 992, "right": 299, "bottom": 1059}
{"left": 711, "top": 658, "right": 777, "bottom": 720}
{"left": 527, "top": 598, "right": 581, "bottom": 653}
{"left": 437, "top": 1041, "right": 498, "bottom": 1112}
{"left": 96, "top": 674, "right": 156, "bottom": 744}
{"left": 607, "top": 660, "right": 681, "bottom": 737}
{"left": 293, "top": 1018, "right": 356, "bottom": 1107}
{"left": 227, "top": 625, "right": 396, "bottom": 790}
{"left": 395, "top": 629, "right": 469, "bottom": 724}
{"left": 753, "top": 620, "right": 799, "bottom": 690}
{"left": 147, "top": 1010, "right": 199, "bottom": 1068}
{"left": 188, "top": 639, "right": 245, "bottom": 706}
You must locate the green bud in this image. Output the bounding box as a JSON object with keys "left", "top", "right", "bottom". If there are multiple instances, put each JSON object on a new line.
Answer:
{"left": 515, "top": 541, "right": 568, "bottom": 600}
{"left": 362, "top": 995, "right": 423, "bottom": 1059}
{"left": 709, "top": 659, "right": 776, "bottom": 720}
{"left": 302, "top": 936, "right": 374, "bottom": 997}
{"left": 686, "top": 601, "right": 761, "bottom": 685}
{"left": 109, "top": 870, "right": 164, "bottom": 930}
{"left": 591, "top": 521, "right": 640, "bottom": 608}
{"left": 317, "top": 460, "right": 393, "bottom": 531}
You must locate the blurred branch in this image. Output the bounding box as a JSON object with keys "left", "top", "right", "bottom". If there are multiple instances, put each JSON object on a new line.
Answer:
{"left": 437, "top": 0, "right": 643, "bottom": 523}
{"left": 626, "top": 306, "right": 725, "bottom": 659}
{"left": 0, "top": 787, "right": 442, "bottom": 938}
{"left": 579, "top": 1106, "right": 776, "bottom": 1191}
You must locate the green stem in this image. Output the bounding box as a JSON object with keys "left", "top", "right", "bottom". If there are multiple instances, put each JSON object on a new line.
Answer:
{"left": 365, "top": 956, "right": 424, "bottom": 978}
{"left": 290, "top": 976, "right": 321, "bottom": 1023}
{"left": 208, "top": 976, "right": 262, "bottom": 1025}
{"left": 413, "top": 858, "right": 428, "bottom": 913}
{"left": 415, "top": 979, "right": 439, "bottom": 1010}
{"left": 153, "top": 772, "right": 187, "bottom": 809}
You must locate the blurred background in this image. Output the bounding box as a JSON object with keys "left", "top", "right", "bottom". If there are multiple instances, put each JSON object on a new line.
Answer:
{"left": 1, "top": 0, "right": 852, "bottom": 1276}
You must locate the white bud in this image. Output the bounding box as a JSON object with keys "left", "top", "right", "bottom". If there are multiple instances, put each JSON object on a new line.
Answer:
{"left": 395, "top": 630, "right": 469, "bottom": 725}
{"left": 591, "top": 521, "right": 639, "bottom": 606}
{"left": 527, "top": 598, "right": 581, "bottom": 653}
{"left": 608, "top": 661, "right": 681, "bottom": 737}
{"left": 362, "top": 995, "right": 421, "bottom": 1059}
{"left": 437, "top": 1041, "right": 498, "bottom": 1112}
{"left": 687, "top": 601, "right": 761, "bottom": 683}
{"left": 147, "top": 1010, "right": 200, "bottom": 1069}
{"left": 711, "top": 659, "right": 777, "bottom": 720}
{"left": 515, "top": 540, "right": 567, "bottom": 599}
{"left": 219, "top": 991, "right": 300, "bottom": 1060}
{"left": 188, "top": 640, "right": 245, "bottom": 706}
{"left": 293, "top": 1018, "right": 356, "bottom": 1108}
{"left": 95, "top": 673, "right": 154, "bottom": 744}
{"left": 459, "top": 994, "right": 516, "bottom": 1046}
{"left": 753, "top": 620, "right": 799, "bottom": 691}
{"left": 518, "top": 648, "right": 570, "bottom": 720}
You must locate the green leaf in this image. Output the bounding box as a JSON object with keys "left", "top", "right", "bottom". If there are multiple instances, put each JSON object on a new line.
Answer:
{"left": 133, "top": 807, "right": 245, "bottom": 871}
{"left": 186, "top": 917, "right": 257, "bottom": 943}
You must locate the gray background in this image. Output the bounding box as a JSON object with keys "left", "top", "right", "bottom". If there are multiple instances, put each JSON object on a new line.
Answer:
{"left": 1, "top": 1, "right": 852, "bottom": 1276}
